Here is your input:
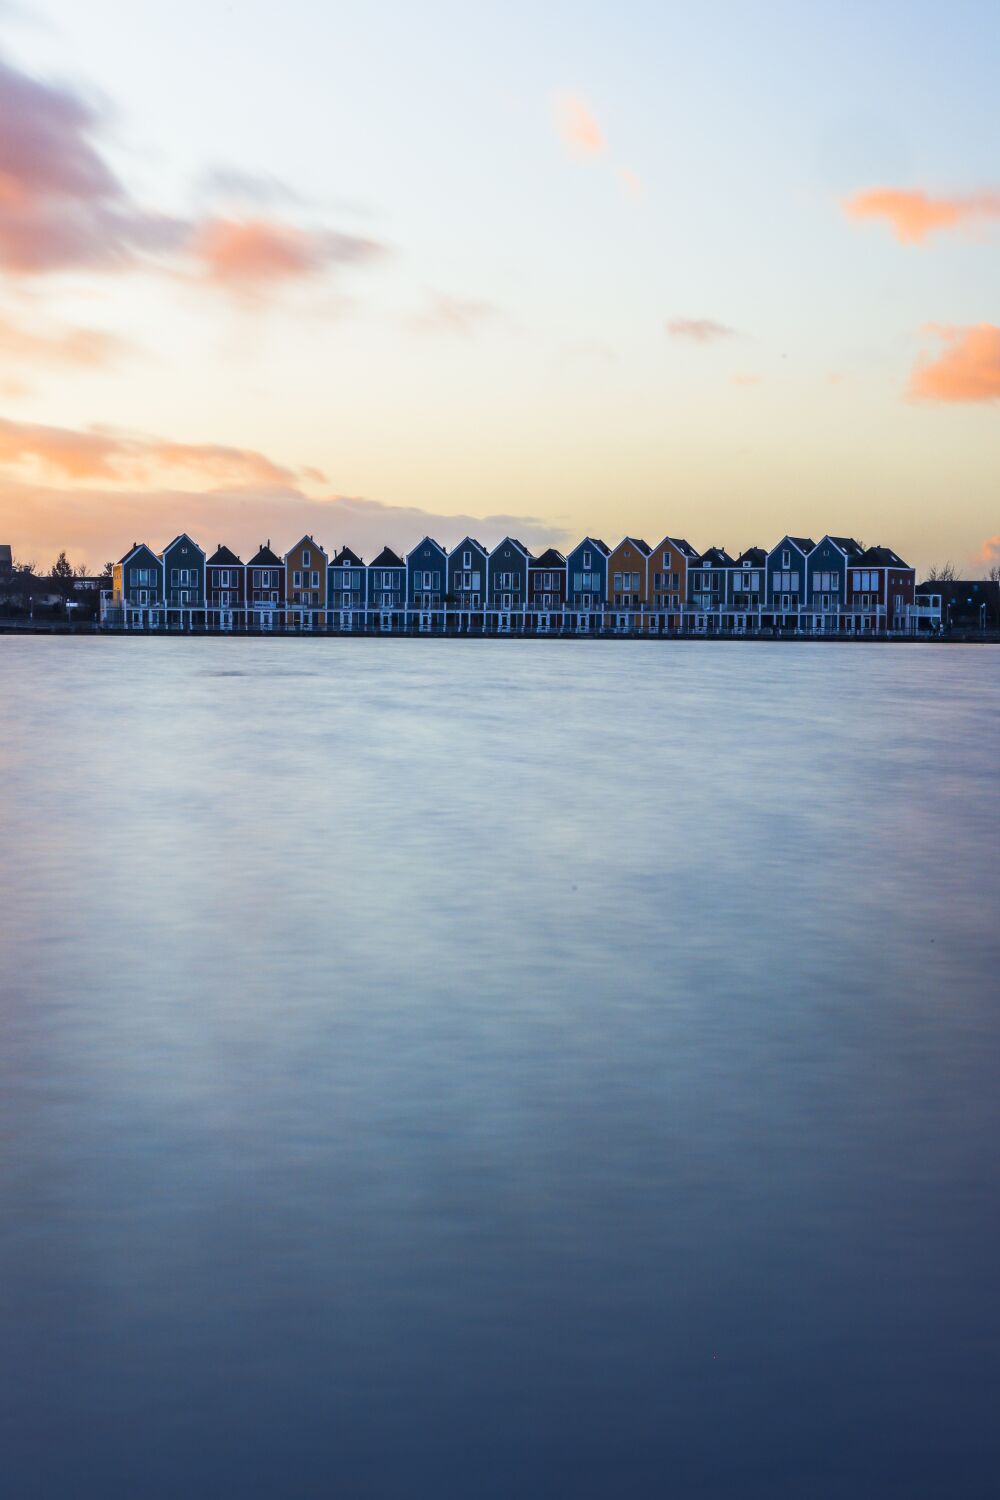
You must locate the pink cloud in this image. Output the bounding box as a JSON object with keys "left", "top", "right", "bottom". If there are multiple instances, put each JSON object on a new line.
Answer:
{"left": 554, "top": 94, "right": 606, "bottom": 158}
{"left": 667, "top": 317, "right": 736, "bottom": 343}
{"left": 909, "top": 324, "right": 1000, "bottom": 402}
{"left": 0, "top": 311, "right": 125, "bottom": 365}
{"left": 0, "top": 415, "right": 326, "bottom": 484}
{"left": 191, "top": 217, "right": 382, "bottom": 290}
{"left": 978, "top": 535, "right": 1000, "bottom": 565}
{"left": 844, "top": 187, "right": 1000, "bottom": 244}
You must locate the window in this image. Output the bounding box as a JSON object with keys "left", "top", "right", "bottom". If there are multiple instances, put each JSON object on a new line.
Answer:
{"left": 463, "top": 550, "right": 471, "bottom": 568}
{"left": 303, "top": 549, "right": 311, "bottom": 567}
{"left": 293, "top": 570, "right": 302, "bottom": 587}
{"left": 582, "top": 550, "right": 592, "bottom": 569}
{"left": 782, "top": 549, "right": 790, "bottom": 567}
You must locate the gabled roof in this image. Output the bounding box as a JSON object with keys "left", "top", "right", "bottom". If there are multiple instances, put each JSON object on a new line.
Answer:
{"left": 858, "top": 545, "right": 910, "bottom": 569}
{"left": 768, "top": 535, "right": 815, "bottom": 558}
{"left": 736, "top": 547, "right": 767, "bottom": 567}
{"left": 489, "top": 536, "right": 532, "bottom": 559}
{"left": 696, "top": 547, "right": 735, "bottom": 566}
{"left": 160, "top": 532, "right": 206, "bottom": 558}
{"left": 609, "top": 536, "right": 651, "bottom": 557}
{"left": 568, "top": 536, "right": 611, "bottom": 557}
{"left": 530, "top": 547, "right": 567, "bottom": 568}
{"left": 823, "top": 535, "right": 864, "bottom": 559}
{"left": 332, "top": 546, "right": 363, "bottom": 567}
{"left": 665, "top": 537, "right": 699, "bottom": 560}
{"left": 207, "top": 545, "right": 242, "bottom": 566}
{"left": 118, "top": 541, "right": 160, "bottom": 565}
{"left": 247, "top": 543, "right": 283, "bottom": 566}
{"left": 449, "top": 536, "right": 488, "bottom": 557}
{"left": 406, "top": 536, "right": 446, "bottom": 559}
{"left": 369, "top": 546, "right": 404, "bottom": 568}
{"left": 285, "top": 534, "right": 328, "bottom": 560}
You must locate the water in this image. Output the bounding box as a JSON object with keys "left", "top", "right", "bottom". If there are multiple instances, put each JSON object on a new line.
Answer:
{"left": 1, "top": 638, "right": 998, "bottom": 1499}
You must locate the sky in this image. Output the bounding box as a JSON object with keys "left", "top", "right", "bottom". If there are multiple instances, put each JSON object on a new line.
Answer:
{"left": 0, "top": 0, "right": 997, "bottom": 574}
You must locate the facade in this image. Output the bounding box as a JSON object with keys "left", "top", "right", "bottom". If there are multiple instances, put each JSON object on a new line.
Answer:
{"left": 804, "top": 536, "right": 863, "bottom": 634}
{"left": 688, "top": 547, "right": 735, "bottom": 633}
{"left": 246, "top": 543, "right": 285, "bottom": 628}
{"left": 328, "top": 547, "right": 367, "bottom": 630}
{"left": 161, "top": 534, "right": 205, "bottom": 626}
{"left": 606, "top": 538, "right": 651, "bottom": 631}
{"left": 0, "top": 544, "right": 11, "bottom": 583}
{"left": 285, "top": 535, "right": 327, "bottom": 630}
{"left": 406, "top": 538, "right": 447, "bottom": 625}
{"left": 446, "top": 537, "right": 488, "bottom": 631}
{"left": 368, "top": 547, "right": 406, "bottom": 630}
{"left": 915, "top": 579, "right": 997, "bottom": 631}
{"left": 205, "top": 546, "right": 245, "bottom": 630}
{"left": 727, "top": 548, "right": 767, "bottom": 631}
{"left": 487, "top": 537, "right": 531, "bottom": 630}
{"left": 528, "top": 548, "right": 566, "bottom": 632}
{"left": 766, "top": 536, "right": 815, "bottom": 629}
{"left": 648, "top": 537, "right": 698, "bottom": 632}
{"left": 565, "top": 538, "right": 610, "bottom": 627}
{"left": 113, "top": 543, "right": 163, "bottom": 623}
{"left": 846, "top": 547, "right": 915, "bottom": 633}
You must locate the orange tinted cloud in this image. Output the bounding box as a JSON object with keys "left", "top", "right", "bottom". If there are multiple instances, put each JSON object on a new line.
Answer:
{"left": 844, "top": 187, "right": 1000, "bottom": 243}
{"left": 667, "top": 317, "right": 735, "bottom": 343}
{"left": 554, "top": 94, "right": 606, "bottom": 158}
{"left": 732, "top": 373, "right": 762, "bottom": 386}
{"left": 0, "top": 416, "right": 326, "bottom": 484}
{"left": 978, "top": 535, "right": 1000, "bottom": 565}
{"left": 192, "top": 217, "right": 381, "bottom": 289}
{"left": 0, "top": 312, "right": 124, "bottom": 366}
{"left": 909, "top": 324, "right": 1000, "bottom": 402}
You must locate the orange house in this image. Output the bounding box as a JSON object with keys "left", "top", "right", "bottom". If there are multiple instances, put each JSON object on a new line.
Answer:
{"left": 606, "top": 538, "right": 651, "bottom": 629}
{"left": 647, "top": 536, "right": 699, "bottom": 632}
{"left": 285, "top": 534, "right": 328, "bottom": 630}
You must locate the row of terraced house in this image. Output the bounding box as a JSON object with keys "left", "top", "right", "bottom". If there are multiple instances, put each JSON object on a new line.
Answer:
{"left": 102, "top": 532, "right": 943, "bottom": 635}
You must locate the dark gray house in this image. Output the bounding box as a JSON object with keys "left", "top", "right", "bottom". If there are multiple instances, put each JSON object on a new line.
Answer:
{"left": 766, "top": 536, "right": 814, "bottom": 628}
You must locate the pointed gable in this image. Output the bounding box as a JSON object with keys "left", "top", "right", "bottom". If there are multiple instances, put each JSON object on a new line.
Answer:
{"left": 370, "top": 546, "right": 404, "bottom": 569}
{"left": 247, "top": 543, "right": 282, "bottom": 567}
{"left": 207, "top": 545, "right": 242, "bottom": 566}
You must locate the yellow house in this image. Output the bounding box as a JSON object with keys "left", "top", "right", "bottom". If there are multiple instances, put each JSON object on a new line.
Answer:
{"left": 647, "top": 536, "right": 698, "bottom": 632}
{"left": 606, "top": 537, "right": 651, "bottom": 629}
{"left": 285, "top": 534, "right": 328, "bottom": 630}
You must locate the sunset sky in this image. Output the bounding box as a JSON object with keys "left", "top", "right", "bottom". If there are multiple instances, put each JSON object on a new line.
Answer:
{"left": 1, "top": 0, "right": 997, "bottom": 574}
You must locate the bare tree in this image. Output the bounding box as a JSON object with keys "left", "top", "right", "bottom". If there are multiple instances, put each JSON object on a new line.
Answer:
{"left": 101, "top": 561, "right": 114, "bottom": 578}
{"left": 986, "top": 563, "right": 1000, "bottom": 583}
{"left": 927, "top": 562, "right": 957, "bottom": 582}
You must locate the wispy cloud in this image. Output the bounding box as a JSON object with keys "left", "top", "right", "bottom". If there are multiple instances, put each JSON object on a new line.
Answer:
{"left": 731, "top": 373, "right": 762, "bottom": 387}
{"left": 0, "top": 415, "right": 326, "bottom": 484}
{"left": 407, "top": 292, "right": 501, "bottom": 337}
{"left": 191, "top": 218, "right": 382, "bottom": 293}
{"left": 844, "top": 187, "right": 1000, "bottom": 243}
{"left": 978, "top": 535, "right": 1000, "bottom": 566}
{"left": 667, "top": 317, "right": 736, "bottom": 343}
{"left": 0, "top": 311, "right": 125, "bottom": 366}
{"left": 553, "top": 94, "right": 606, "bottom": 158}
{"left": 908, "top": 324, "right": 1000, "bottom": 402}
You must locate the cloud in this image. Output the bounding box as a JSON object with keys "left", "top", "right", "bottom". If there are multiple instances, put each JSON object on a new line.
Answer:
{"left": 908, "top": 324, "right": 1000, "bottom": 403}
{"left": 978, "top": 535, "right": 1000, "bottom": 565}
{"left": 407, "top": 292, "right": 501, "bottom": 336}
{"left": 191, "top": 217, "right": 383, "bottom": 291}
{"left": 0, "top": 415, "right": 326, "bottom": 484}
{"left": 844, "top": 187, "right": 1000, "bottom": 243}
{"left": 731, "top": 373, "right": 762, "bottom": 386}
{"left": 667, "top": 317, "right": 736, "bottom": 343}
{"left": 554, "top": 94, "right": 606, "bottom": 158}
{"left": 0, "top": 310, "right": 125, "bottom": 366}
{"left": 0, "top": 53, "right": 386, "bottom": 294}
{"left": 0, "top": 52, "right": 188, "bottom": 273}
{"left": 0, "top": 475, "right": 570, "bottom": 568}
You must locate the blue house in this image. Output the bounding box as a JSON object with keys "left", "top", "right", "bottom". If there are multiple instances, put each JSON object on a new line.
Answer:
{"left": 328, "top": 546, "right": 367, "bottom": 629}
{"left": 487, "top": 537, "right": 531, "bottom": 628}
{"left": 160, "top": 533, "right": 205, "bottom": 626}
{"left": 805, "top": 536, "right": 863, "bottom": 633}
{"left": 368, "top": 547, "right": 406, "bottom": 630}
{"left": 446, "top": 537, "right": 488, "bottom": 629}
{"left": 766, "top": 536, "right": 814, "bottom": 629}
{"left": 406, "top": 537, "right": 447, "bottom": 624}
{"left": 112, "top": 542, "right": 163, "bottom": 625}
{"left": 565, "top": 537, "right": 610, "bottom": 626}
{"left": 727, "top": 547, "right": 767, "bottom": 631}
{"left": 687, "top": 547, "right": 735, "bottom": 632}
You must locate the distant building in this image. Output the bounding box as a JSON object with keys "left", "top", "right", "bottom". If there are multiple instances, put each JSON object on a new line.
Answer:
{"left": 918, "top": 578, "right": 1000, "bottom": 630}
{"left": 328, "top": 547, "right": 366, "bottom": 630}
{"left": 606, "top": 537, "right": 651, "bottom": 630}
{"left": 206, "top": 545, "right": 244, "bottom": 630}
{"left": 0, "top": 544, "right": 12, "bottom": 583}
{"left": 447, "top": 537, "right": 488, "bottom": 629}
{"left": 528, "top": 547, "right": 566, "bottom": 632}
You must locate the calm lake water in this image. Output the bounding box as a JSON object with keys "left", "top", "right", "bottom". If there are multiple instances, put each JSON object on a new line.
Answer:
{"left": 1, "top": 638, "right": 998, "bottom": 1499}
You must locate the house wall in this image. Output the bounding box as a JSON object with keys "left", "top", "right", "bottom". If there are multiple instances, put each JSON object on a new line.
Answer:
{"left": 407, "top": 542, "right": 447, "bottom": 606}
{"left": 163, "top": 538, "right": 205, "bottom": 606}
{"left": 606, "top": 542, "right": 650, "bottom": 611}
{"left": 565, "top": 540, "right": 608, "bottom": 607}
{"left": 488, "top": 542, "right": 529, "bottom": 606}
